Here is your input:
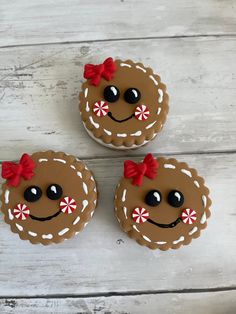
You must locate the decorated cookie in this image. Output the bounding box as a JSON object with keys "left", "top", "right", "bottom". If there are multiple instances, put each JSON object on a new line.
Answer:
{"left": 0, "top": 151, "right": 97, "bottom": 245}
{"left": 79, "top": 57, "right": 169, "bottom": 149}
{"left": 114, "top": 154, "right": 211, "bottom": 250}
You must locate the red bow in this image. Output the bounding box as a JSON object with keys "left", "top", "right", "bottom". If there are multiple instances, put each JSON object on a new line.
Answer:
{"left": 84, "top": 57, "right": 116, "bottom": 86}
{"left": 2, "top": 153, "right": 36, "bottom": 187}
{"left": 124, "top": 153, "right": 159, "bottom": 186}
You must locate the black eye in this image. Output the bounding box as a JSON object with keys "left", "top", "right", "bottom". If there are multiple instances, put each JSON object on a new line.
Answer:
{"left": 124, "top": 88, "right": 141, "bottom": 104}
{"left": 168, "top": 190, "right": 184, "bottom": 207}
{"left": 24, "top": 186, "right": 42, "bottom": 202}
{"left": 103, "top": 85, "right": 120, "bottom": 102}
{"left": 46, "top": 184, "right": 63, "bottom": 200}
{"left": 145, "top": 190, "right": 162, "bottom": 207}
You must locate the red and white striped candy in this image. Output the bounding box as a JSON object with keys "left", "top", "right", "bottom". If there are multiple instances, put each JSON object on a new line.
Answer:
{"left": 181, "top": 208, "right": 197, "bottom": 224}
{"left": 135, "top": 104, "right": 150, "bottom": 121}
{"left": 93, "top": 101, "right": 109, "bottom": 117}
{"left": 132, "top": 207, "right": 149, "bottom": 223}
{"left": 60, "top": 197, "right": 77, "bottom": 214}
{"left": 13, "top": 203, "right": 30, "bottom": 220}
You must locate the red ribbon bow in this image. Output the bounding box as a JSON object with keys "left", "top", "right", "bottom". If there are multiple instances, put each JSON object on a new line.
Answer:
{"left": 84, "top": 57, "right": 116, "bottom": 86}
{"left": 2, "top": 153, "right": 36, "bottom": 187}
{"left": 124, "top": 153, "right": 159, "bottom": 186}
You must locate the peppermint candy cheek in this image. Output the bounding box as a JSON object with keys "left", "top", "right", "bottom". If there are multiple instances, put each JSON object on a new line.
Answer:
{"left": 13, "top": 203, "right": 30, "bottom": 220}
{"left": 135, "top": 104, "right": 150, "bottom": 121}
{"left": 181, "top": 208, "right": 197, "bottom": 224}
{"left": 60, "top": 197, "right": 77, "bottom": 214}
{"left": 132, "top": 207, "right": 149, "bottom": 223}
{"left": 93, "top": 101, "right": 109, "bottom": 117}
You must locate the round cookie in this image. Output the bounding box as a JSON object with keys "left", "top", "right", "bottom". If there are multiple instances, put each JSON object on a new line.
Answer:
{"left": 0, "top": 151, "right": 97, "bottom": 245}
{"left": 79, "top": 57, "right": 169, "bottom": 149}
{"left": 114, "top": 154, "right": 211, "bottom": 250}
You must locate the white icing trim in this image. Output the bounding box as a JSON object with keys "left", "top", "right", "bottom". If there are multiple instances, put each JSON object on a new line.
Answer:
{"left": 120, "top": 63, "right": 131, "bottom": 68}
{"left": 84, "top": 222, "right": 89, "bottom": 228}
{"left": 200, "top": 212, "right": 207, "bottom": 224}
{"left": 189, "top": 226, "right": 198, "bottom": 235}
{"left": 8, "top": 209, "right": 14, "bottom": 220}
{"left": 149, "top": 75, "right": 158, "bottom": 86}
{"left": 53, "top": 158, "right": 66, "bottom": 164}
{"left": 158, "top": 89, "right": 163, "bottom": 103}
{"left": 84, "top": 88, "right": 88, "bottom": 98}
{"left": 86, "top": 101, "right": 90, "bottom": 112}
{"left": 173, "top": 236, "right": 184, "bottom": 245}
{"left": 142, "top": 235, "right": 151, "bottom": 242}
{"left": 157, "top": 107, "right": 162, "bottom": 115}
{"left": 81, "top": 199, "right": 89, "bottom": 212}
{"left": 117, "top": 133, "right": 127, "bottom": 137}
{"left": 39, "top": 158, "right": 48, "bottom": 162}
{"left": 4, "top": 190, "right": 9, "bottom": 204}
{"left": 136, "top": 65, "right": 146, "bottom": 73}
{"left": 42, "top": 234, "right": 53, "bottom": 240}
{"left": 164, "top": 164, "right": 176, "bottom": 169}
{"left": 15, "top": 223, "right": 23, "bottom": 231}
{"left": 145, "top": 121, "right": 156, "bottom": 129}
{"left": 73, "top": 216, "right": 81, "bottom": 225}
{"left": 202, "top": 195, "right": 207, "bottom": 208}
{"left": 194, "top": 180, "right": 200, "bottom": 188}
{"left": 131, "top": 130, "right": 142, "bottom": 136}
{"left": 155, "top": 241, "right": 167, "bottom": 245}
{"left": 83, "top": 182, "right": 88, "bottom": 194}
{"left": 123, "top": 207, "right": 128, "bottom": 219}
{"left": 84, "top": 125, "right": 155, "bottom": 149}
{"left": 181, "top": 169, "right": 192, "bottom": 177}
{"left": 104, "top": 128, "right": 112, "bottom": 135}
{"left": 122, "top": 189, "right": 127, "bottom": 202}
{"left": 132, "top": 225, "right": 140, "bottom": 233}
{"left": 89, "top": 116, "right": 99, "bottom": 129}
{"left": 90, "top": 210, "right": 94, "bottom": 217}
{"left": 58, "top": 228, "right": 69, "bottom": 236}
{"left": 70, "top": 165, "right": 76, "bottom": 170}
{"left": 77, "top": 171, "right": 82, "bottom": 178}
{"left": 28, "top": 231, "right": 37, "bottom": 237}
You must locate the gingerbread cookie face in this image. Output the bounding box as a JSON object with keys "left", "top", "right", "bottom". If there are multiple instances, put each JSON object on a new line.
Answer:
{"left": 79, "top": 58, "right": 169, "bottom": 149}
{"left": 1, "top": 151, "right": 97, "bottom": 245}
{"left": 115, "top": 154, "right": 211, "bottom": 250}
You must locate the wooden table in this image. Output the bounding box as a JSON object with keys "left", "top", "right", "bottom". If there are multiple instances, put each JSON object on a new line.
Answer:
{"left": 0, "top": 1, "right": 236, "bottom": 313}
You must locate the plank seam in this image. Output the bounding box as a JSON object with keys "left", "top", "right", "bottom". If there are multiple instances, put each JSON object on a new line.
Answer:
{"left": 1, "top": 150, "right": 236, "bottom": 164}
{"left": 0, "top": 286, "right": 235, "bottom": 299}
{"left": 0, "top": 33, "right": 236, "bottom": 50}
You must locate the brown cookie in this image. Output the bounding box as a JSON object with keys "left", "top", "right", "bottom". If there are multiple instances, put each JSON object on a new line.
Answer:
{"left": 0, "top": 151, "right": 97, "bottom": 245}
{"left": 79, "top": 58, "right": 169, "bottom": 149}
{"left": 114, "top": 154, "right": 211, "bottom": 250}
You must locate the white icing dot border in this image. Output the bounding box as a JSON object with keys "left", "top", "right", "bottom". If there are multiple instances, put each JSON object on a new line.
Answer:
{"left": 83, "top": 61, "right": 165, "bottom": 139}
{"left": 4, "top": 154, "right": 97, "bottom": 241}
{"left": 118, "top": 162, "right": 209, "bottom": 247}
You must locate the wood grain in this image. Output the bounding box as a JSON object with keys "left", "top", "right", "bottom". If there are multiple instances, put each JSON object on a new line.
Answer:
{"left": 0, "top": 0, "right": 235, "bottom": 47}
{"left": 0, "top": 153, "right": 235, "bottom": 296}
{"left": 1, "top": 290, "right": 236, "bottom": 313}
{"left": 0, "top": 37, "right": 235, "bottom": 160}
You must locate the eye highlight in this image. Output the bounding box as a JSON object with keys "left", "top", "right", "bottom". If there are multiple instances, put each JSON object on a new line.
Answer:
{"left": 103, "top": 85, "right": 120, "bottom": 102}
{"left": 145, "top": 190, "right": 162, "bottom": 207}
{"left": 124, "top": 88, "right": 141, "bottom": 104}
{"left": 168, "top": 190, "right": 184, "bottom": 208}
{"left": 24, "top": 186, "right": 42, "bottom": 202}
{"left": 46, "top": 184, "right": 63, "bottom": 200}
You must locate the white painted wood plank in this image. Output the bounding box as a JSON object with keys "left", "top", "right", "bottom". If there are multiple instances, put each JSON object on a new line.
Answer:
{"left": 0, "top": 0, "right": 235, "bottom": 47}
{"left": 0, "top": 153, "right": 235, "bottom": 296}
{"left": 0, "top": 37, "right": 236, "bottom": 160}
{"left": 1, "top": 291, "right": 236, "bottom": 313}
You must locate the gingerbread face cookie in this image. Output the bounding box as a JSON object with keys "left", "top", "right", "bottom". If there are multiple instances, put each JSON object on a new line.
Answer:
{"left": 114, "top": 154, "right": 211, "bottom": 250}
{"left": 79, "top": 58, "right": 169, "bottom": 149}
{"left": 0, "top": 151, "right": 97, "bottom": 245}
